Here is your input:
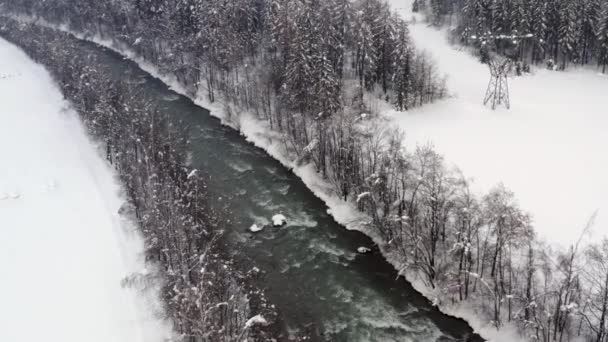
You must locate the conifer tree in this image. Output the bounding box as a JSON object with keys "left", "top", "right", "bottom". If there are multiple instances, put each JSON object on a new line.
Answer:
{"left": 558, "top": 0, "right": 578, "bottom": 68}
{"left": 393, "top": 20, "right": 413, "bottom": 111}
{"left": 598, "top": 6, "right": 608, "bottom": 73}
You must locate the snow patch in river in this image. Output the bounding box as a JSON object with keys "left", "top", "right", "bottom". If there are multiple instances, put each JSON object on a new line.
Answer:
{"left": 249, "top": 223, "right": 264, "bottom": 233}
{"left": 357, "top": 246, "right": 372, "bottom": 254}
{"left": 272, "top": 213, "right": 287, "bottom": 226}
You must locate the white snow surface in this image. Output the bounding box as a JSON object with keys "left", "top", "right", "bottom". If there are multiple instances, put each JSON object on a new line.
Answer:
{"left": 387, "top": 0, "right": 607, "bottom": 246}
{"left": 0, "top": 38, "right": 172, "bottom": 342}
{"left": 187, "top": 169, "right": 198, "bottom": 179}
{"left": 245, "top": 314, "right": 268, "bottom": 328}
{"left": 249, "top": 223, "right": 264, "bottom": 232}
{"left": 271, "top": 214, "right": 287, "bottom": 227}
{"left": 357, "top": 247, "right": 372, "bottom": 254}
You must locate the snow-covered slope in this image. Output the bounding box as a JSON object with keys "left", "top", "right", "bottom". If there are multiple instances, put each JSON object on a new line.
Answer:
{"left": 387, "top": 0, "right": 608, "bottom": 246}
{"left": 0, "top": 38, "right": 171, "bottom": 342}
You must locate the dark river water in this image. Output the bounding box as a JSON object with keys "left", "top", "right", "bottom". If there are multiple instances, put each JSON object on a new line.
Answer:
{"left": 82, "top": 40, "right": 483, "bottom": 342}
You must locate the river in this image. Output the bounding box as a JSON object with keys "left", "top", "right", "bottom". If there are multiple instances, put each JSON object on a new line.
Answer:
{"left": 82, "top": 40, "right": 483, "bottom": 342}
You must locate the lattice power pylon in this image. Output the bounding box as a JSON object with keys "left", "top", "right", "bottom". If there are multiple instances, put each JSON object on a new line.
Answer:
{"left": 483, "top": 59, "right": 511, "bottom": 110}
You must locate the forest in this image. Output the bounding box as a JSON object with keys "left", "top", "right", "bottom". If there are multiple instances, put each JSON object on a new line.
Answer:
{"left": 0, "top": 19, "right": 279, "bottom": 341}
{"left": 418, "top": 0, "right": 608, "bottom": 71}
{"left": 2, "top": 0, "right": 608, "bottom": 341}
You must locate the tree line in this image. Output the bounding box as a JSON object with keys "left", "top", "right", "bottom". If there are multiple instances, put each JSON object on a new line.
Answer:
{"left": 0, "top": 0, "right": 446, "bottom": 140}
{"left": 417, "top": 0, "right": 608, "bottom": 72}
{"left": 0, "top": 19, "right": 279, "bottom": 342}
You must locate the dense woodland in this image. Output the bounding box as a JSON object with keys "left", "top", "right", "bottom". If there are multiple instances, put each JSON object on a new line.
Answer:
{"left": 417, "top": 0, "right": 608, "bottom": 71}
{"left": 0, "top": 0, "right": 448, "bottom": 201}
{"left": 2, "top": 1, "right": 608, "bottom": 342}
{"left": 0, "top": 19, "right": 278, "bottom": 342}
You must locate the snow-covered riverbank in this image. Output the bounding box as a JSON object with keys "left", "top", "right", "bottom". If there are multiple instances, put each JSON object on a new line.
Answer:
{"left": 0, "top": 37, "right": 171, "bottom": 342}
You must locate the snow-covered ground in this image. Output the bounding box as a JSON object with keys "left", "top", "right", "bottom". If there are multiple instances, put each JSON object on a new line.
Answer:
{"left": 28, "top": 14, "right": 604, "bottom": 340}
{"left": 0, "top": 38, "right": 171, "bottom": 342}
{"left": 387, "top": 0, "right": 608, "bottom": 246}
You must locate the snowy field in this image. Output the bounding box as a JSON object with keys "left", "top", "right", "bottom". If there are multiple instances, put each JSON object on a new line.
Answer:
{"left": 0, "top": 38, "right": 171, "bottom": 342}
{"left": 387, "top": 0, "right": 608, "bottom": 246}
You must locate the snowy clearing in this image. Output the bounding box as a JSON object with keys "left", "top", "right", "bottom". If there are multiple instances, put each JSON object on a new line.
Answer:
{"left": 387, "top": 0, "right": 607, "bottom": 246}
{"left": 0, "top": 38, "right": 171, "bottom": 342}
